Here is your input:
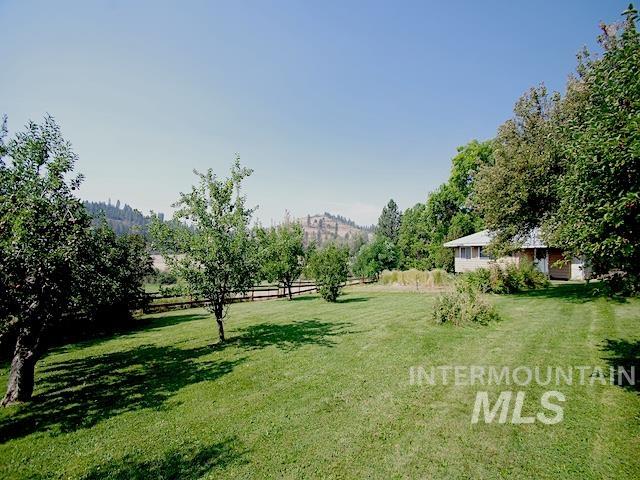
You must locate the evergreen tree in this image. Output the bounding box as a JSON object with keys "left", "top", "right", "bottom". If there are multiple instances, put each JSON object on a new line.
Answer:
{"left": 376, "top": 199, "right": 401, "bottom": 244}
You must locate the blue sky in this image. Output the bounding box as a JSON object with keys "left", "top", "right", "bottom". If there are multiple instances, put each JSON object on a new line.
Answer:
{"left": 0, "top": 0, "right": 626, "bottom": 225}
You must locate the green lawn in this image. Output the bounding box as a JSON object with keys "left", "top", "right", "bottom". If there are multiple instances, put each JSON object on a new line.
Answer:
{"left": 0, "top": 284, "right": 638, "bottom": 479}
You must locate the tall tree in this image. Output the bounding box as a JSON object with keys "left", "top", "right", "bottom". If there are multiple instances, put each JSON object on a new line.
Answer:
{"left": 376, "top": 199, "right": 401, "bottom": 244}
{"left": 473, "top": 85, "right": 565, "bottom": 253}
{"left": 474, "top": 5, "right": 640, "bottom": 290}
{"left": 0, "top": 116, "right": 92, "bottom": 405}
{"left": 258, "top": 222, "right": 305, "bottom": 299}
{"left": 550, "top": 6, "right": 640, "bottom": 289}
{"left": 397, "top": 203, "right": 432, "bottom": 269}
{"left": 396, "top": 140, "right": 492, "bottom": 270}
{"left": 150, "top": 158, "right": 259, "bottom": 342}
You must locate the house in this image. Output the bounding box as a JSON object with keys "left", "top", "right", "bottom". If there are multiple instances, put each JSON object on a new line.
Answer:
{"left": 442, "top": 229, "right": 589, "bottom": 280}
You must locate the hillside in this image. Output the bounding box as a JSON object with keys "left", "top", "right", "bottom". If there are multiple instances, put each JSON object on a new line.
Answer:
{"left": 298, "top": 212, "right": 374, "bottom": 248}
{"left": 83, "top": 200, "right": 162, "bottom": 236}
{"left": 83, "top": 201, "right": 373, "bottom": 250}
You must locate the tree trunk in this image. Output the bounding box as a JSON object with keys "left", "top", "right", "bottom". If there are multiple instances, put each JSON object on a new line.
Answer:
{"left": 287, "top": 281, "right": 293, "bottom": 300}
{"left": 216, "top": 318, "right": 225, "bottom": 342}
{"left": 2, "top": 331, "right": 38, "bottom": 406}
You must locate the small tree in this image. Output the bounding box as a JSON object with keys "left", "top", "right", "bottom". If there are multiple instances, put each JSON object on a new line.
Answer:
{"left": 306, "top": 243, "right": 349, "bottom": 302}
{"left": 258, "top": 222, "right": 305, "bottom": 299}
{"left": 150, "top": 158, "right": 259, "bottom": 342}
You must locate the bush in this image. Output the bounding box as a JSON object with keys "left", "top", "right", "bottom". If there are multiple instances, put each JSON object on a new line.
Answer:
{"left": 432, "top": 288, "right": 500, "bottom": 326}
{"left": 517, "top": 260, "right": 550, "bottom": 289}
{"left": 594, "top": 271, "right": 640, "bottom": 297}
{"left": 158, "top": 271, "right": 178, "bottom": 285}
{"left": 306, "top": 243, "right": 349, "bottom": 302}
{"left": 461, "top": 268, "right": 492, "bottom": 293}
{"left": 459, "top": 261, "right": 549, "bottom": 294}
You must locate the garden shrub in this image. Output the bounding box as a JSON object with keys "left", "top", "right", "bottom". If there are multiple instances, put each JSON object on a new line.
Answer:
{"left": 459, "top": 261, "right": 549, "bottom": 294}
{"left": 461, "top": 268, "right": 492, "bottom": 293}
{"left": 517, "top": 260, "right": 550, "bottom": 289}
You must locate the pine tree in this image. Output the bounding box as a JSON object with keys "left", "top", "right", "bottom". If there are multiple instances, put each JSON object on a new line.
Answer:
{"left": 376, "top": 199, "right": 402, "bottom": 244}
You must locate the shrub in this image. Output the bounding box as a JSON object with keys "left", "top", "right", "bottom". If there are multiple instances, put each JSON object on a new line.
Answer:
{"left": 460, "top": 268, "right": 492, "bottom": 293}
{"left": 306, "top": 243, "right": 349, "bottom": 302}
{"left": 158, "top": 271, "right": 178, "bottom": 285}
{"left": 459, "top": 261, "right": 549, "bottom": 294}
{"left": 432, "top": 288, "right": 500, "bottom": 326}
{"left": 518, "top": 260, "right": 550, "bottom": 289}
{"left": 502, "top": 263, "right": 523, "bottom": 294}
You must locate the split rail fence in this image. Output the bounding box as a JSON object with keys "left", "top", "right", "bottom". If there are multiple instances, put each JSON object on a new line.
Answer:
{"left": 144, "top": 277, "right": 374, "bottom": 313}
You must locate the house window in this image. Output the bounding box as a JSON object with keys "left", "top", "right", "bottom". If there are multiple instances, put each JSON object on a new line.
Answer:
{"left": 479, "top": 247, "right": 491, "bottom": 259}
{"left": 460, "top": 247, "right": 471, "bottom": 259}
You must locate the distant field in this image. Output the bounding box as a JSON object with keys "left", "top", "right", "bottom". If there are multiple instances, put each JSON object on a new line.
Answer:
{"left": 0, "top": 284, "right": 638, "bottom": 479}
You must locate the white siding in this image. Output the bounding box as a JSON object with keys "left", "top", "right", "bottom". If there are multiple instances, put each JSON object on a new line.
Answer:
{"left": 454, "top": 257, "right": 493, "bottom": 272}
{"left": 453, "top": 247, "right": 519, "bottom": 274}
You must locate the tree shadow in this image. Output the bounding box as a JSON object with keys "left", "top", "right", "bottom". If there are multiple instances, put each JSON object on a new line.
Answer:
{"left": 600, "top": 338, "right": 640, "bottom": 393}
{"left": 221, "top": 318, "right": 356, "bottom": 351}
{"left": 46, "top": 312, "right": 211, "bottom": 358}
{"left": 513, "top": 283, "right": 627, "bottom": 304}
{"left": 336, "top": 297, "right": 369, "bottom": 304}
{"left": 290, "top": 295, "right": 319, "bottom": 302}
{"left": 0, "top": 344, "right": 244, "bottom": 443}
{"left": 80, "top": 437, "right": 248, "bottom": 480}
{"left": 134, "top": 312, "right": 211, "bottom": 332}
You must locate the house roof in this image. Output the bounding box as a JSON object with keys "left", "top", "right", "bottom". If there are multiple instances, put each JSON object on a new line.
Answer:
{"left": 442, "top": 229, "right": 547, "bottom": 248}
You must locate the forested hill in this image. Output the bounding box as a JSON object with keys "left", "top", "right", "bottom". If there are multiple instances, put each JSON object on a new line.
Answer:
{"left": 83, "top": 200, "right": 163, "bottom": 236}
{"left": 298, "top": 212, "right": 375, "bottom": 249}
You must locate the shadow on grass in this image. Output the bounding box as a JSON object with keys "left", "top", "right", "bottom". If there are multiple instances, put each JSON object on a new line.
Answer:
{"left": 290, "top": 295, "right": 318, "bottom": 302}
{"left": 48, "top": 312, "right": 211, "bottom": 358}
{"left": 222, "top": 318, "right": 355, "bottom": 351}
{"left": 513, "top": 282, "right": 627, "bottom": 304}
{"left": 80, "top": 437, "right": 247, "bottom": 480}
{"left": 134, "top": 312, "right": 211, "bottom": 332}
{"left": 336, "top": 297, "right": 369, "bottom": 304}
{"left": 0, "top": 344, "right": 244, "bottom": 443}
{"left": 600, "top": 338, "right": 640, "bottom": 393}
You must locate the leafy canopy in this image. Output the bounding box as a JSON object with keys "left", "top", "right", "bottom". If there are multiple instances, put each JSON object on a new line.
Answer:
{"left": 258, "top": 222, "right": 305, "bottom": 298}
{"left": 352, "top": 235, "right": 398, "bottom": 279}
{"left": 474, "top": 5, "right": 640, "bottom": 290}
{"left": 306, "top": 243, "right": 349, "bottom": 302}
{"left": 397, "top": 140, "right": 492, "bottom": 270}
{"left": 151, "top": 158, "right": 259, "bottom": 338}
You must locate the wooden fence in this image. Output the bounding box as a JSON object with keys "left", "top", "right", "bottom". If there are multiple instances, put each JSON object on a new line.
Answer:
{"left": 144, "top": 277, "right": 374, "bottom": 313}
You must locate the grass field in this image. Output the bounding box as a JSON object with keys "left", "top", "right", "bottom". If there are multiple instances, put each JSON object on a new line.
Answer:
{"left": 0, "top": 284, "right": 638, "bottom": 479}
